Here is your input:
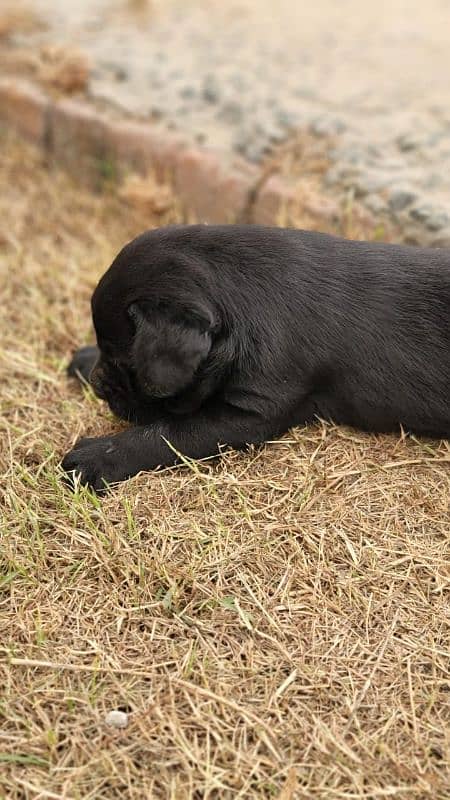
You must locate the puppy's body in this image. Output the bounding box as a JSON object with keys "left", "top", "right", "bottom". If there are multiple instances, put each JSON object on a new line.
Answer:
{"left": 63, "top": 225, "right": 450, "bottom": 489}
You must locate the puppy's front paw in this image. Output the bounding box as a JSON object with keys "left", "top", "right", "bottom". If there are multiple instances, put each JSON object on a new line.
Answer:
{"left": 67, "top": 346, "right": 99, "bottom": 383}
{"left": 62, "top": 435, "right": 125, "bottom": 492}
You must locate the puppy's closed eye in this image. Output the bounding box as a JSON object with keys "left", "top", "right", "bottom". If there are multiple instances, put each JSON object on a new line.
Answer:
{"left": 129, "top": 302, "right": 212, "bottom": 399}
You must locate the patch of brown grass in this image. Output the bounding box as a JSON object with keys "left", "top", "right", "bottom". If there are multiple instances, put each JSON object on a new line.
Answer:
{"left": 0, "top": 19, "right": 90, "bottom": 96}
{"left": 268, "top": 131, "right": 332, "bottom": 184}
{"left": 119, "top": 173, "right": 176, "bottom": 217}
{"left": 0, "top": 134, "right": 449, "bottom": 799}
{"left": 38, "top": 45, "right": 91, "bottom": 94}
{"left": 0, "top": 4, "right": 41, "bottom": 40}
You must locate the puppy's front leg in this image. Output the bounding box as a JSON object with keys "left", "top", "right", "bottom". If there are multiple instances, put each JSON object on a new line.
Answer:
{"left": 62, "top": 405, "right": 276, "bottom": 491}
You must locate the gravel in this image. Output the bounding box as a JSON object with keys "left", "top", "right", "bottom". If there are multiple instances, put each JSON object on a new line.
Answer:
{"left": 104, "top": 710, "right": 129, "bottom": 729}
{"left": 388, "top": 189, "right": 418, "bottom": 213}
{"left": 15, "top": 0, "right": 450, "bottom": 242}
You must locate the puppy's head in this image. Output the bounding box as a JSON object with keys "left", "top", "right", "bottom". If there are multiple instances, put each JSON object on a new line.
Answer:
{"left": 88, "top": 227, "right": 217, "bottom": 421}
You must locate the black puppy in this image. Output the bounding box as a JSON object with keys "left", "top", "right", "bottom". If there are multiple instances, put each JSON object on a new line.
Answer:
{"left": 62, "top": 224, "right": 450, "bottom": 490}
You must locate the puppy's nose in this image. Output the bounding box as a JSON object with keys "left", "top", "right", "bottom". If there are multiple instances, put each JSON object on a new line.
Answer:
{"left": 89, "top": 364, "right": 107, "bottom": 400}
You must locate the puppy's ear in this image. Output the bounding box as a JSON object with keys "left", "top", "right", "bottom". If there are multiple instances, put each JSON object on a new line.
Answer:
{"left": 129, "top": 300, "right": 213, "bottom": 334}
{"left": 128, "top": 301, "right": 213, "bottom": 399}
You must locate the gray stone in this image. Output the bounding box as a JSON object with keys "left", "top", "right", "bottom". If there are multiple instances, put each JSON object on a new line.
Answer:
{"left": 100, "top": 61, "right": 129, "bottom": 82}
{"left": 373, "top": 157, "right": 406, "bottom": 171}
{"left": 244, "top": 142, "right": 268, "bottom": 162}
{"left": 426, "top": 131, "right": 446, "bottom": 147}
{"left": 114, "top": 67, "right": 128, "bottom": 82}
{"left": 276, "top": 109, "right": 299, "bottom": 128}
{"left": 367, "top": 144, "right": 383, "bottom": 159}
{"left": 233, "top": 126, "right": 253, "bottom": 153}
{"left": 426, "top": 211, "right": 450, "bottom": 231}
{"left": 311, "top": 115, "right": 346, "bottom": 137}
{"left": 180, "top": 85, "right": 197, "bottom": 99}
{"left": 258, "top": 121, "right": 286, "bottom": 143}
{"left": 430, "top": 228, "right": 450, "bottom": 247}
{"left": 218, "top": 101, "right": 244, "bottom": 125}
{"left": 409, "top": 205, "right": 433, "bottom": 223}
{"left": 202, "top": 75, "right": 220, "bottom": 104}
{"left": 388, "top": 188, "right": 417, "bottom": 212}
{"left": 105, "top": 710, "right": 129, "bottom": 729}
{"left": 397, "top": 133, "right": 423, "bottom": 152}
{"left": 423, "top": 173, "right": 442, "bottom": 190}
{"left": 293, "top": 87, "right": 316, "bottom": 100}
{"left": 229, "top": 72, "right": 248, "bottom": 91}
{"left": 329, "top": 145, "right": 364, "bottom": 165}
{"left": 409, "top": 205, "right": 450, "bottom": 230}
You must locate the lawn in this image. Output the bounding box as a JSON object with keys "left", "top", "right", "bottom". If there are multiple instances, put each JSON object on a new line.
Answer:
{"left": 0, "top": 133, "right": 449, "bottom": 799}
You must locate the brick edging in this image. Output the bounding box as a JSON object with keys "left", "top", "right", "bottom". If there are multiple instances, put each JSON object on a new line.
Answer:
{"left": 0, "top": 77, "right": 339, "bottom": 227}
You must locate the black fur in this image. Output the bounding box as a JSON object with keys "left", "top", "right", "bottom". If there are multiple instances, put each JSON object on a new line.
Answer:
{"left": 62, "top": 224, "right": 450, "bottom": 490}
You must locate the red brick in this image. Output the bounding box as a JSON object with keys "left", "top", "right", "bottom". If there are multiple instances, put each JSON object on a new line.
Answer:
{"left": 104, "top": 119, "right": 188, "bottom": 179}
{"left": 50, "top": 99, "right": 108, "bottom": 167}
{"left": 252, "top": 174, "right": 298, "bottom": 226}
{"left": 174, "top": 148, "right": 257, "bottom": 223}
{"left": 0, "top": 80, "right": 307, "bottom": 227}
{"left": 303, "top": 194, "right": 340, "bottom": 225}
{"left": 0, "top": 79, "right": 50, "bottom": 144}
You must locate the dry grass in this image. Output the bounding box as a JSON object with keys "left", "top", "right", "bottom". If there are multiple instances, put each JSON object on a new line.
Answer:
{"left": 0, "top": 5, "right": 89, "bottom": 97}
{"left": 0, "top": 133, "right": 449, "bottom": 799}
{"left": 0, "top": 4, "right": 41, "bottom": 40}
{"left": 38, "top": 45, "right": 90, "bottom": 94}
{"left": 0, "top": 42, "right": 91, "bottom": 97}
